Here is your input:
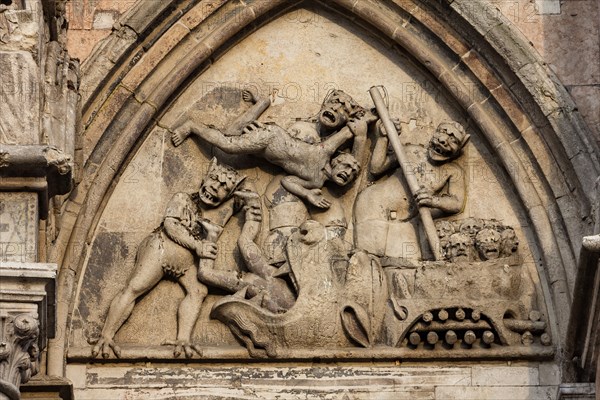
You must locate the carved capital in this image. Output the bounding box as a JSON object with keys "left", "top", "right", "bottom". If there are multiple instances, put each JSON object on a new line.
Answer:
{"left": 0, "top": 262, "right": 55, "bottom": 399}
{"left": 0, "top": 313, "right": 40, "bottom": 400}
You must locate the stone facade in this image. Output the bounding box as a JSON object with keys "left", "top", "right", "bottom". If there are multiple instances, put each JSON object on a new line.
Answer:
{"left": 1, "top": 0, "right": 599, "bottom": 399}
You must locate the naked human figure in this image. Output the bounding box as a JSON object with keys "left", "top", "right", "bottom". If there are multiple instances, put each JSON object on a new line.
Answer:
{"left": 171, "top": 90, "right": 375, "bottom": 209}
{"left": 91, "top": 159, "right": 246, "bottom": 359}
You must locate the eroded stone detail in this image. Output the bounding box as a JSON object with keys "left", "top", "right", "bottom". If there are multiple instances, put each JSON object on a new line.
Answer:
{"left": 43, "top": 146, "right": 72, "bottom": 175}
{"left": 0, "top": 192, "right": 38, "bottom": 263}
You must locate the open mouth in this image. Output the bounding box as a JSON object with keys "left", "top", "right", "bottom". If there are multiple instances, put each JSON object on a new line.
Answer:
{"left": 200, "top": 188, "right": 218, "bottom": 204}
{"left": 453, "top": 245, "right": 469, "bottom": 258}
{"left": 432, "top": 141, "right": 451, "bottom": 157}
{"left": 484, "top": 248, "right": 499, "bottom": 257}
{"left": 337, "top": 171, "right": 349, "bottom": 183}
{"left": 321, "top": 110, "right": 337, "bottom": 124}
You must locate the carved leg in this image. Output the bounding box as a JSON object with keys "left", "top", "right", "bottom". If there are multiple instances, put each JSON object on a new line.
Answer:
{"left": 198, "top": 266, "right": 246, "bottom": 293}
{"left": 224, "top": 92, "right": 270, "bottom": 136}
{"left": 92, "top": 237, "right": 164, "bottom": 358}
{"left": 170, "top": 267, "right": 208, "bottom": 358}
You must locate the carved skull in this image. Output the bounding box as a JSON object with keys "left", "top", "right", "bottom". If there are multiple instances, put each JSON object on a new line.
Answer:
{"left": 436, "top": 220, "right": 455, "bottom": 241}
{"left": 483, "top": 219, "right": 504, "bottom": 232}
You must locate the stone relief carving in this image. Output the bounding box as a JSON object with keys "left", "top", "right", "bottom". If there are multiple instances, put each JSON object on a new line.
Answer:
{"left": 92, "top": 158, "right": 249, "bottom": 359}
{"left": 90, "top": 86, "right": 552, "bottom": 360}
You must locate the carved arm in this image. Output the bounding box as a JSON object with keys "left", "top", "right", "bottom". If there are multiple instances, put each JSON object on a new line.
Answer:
{"left": 369, "top": 135, "right": 397, "bottom": 176}
{"left": 281, "top": 175, "right": 331, "bottom": 209}
{"left": 163, "top": 217, "right": 207, "bottom": 256}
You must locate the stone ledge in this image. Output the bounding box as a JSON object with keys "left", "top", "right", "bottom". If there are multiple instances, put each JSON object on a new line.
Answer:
{"left": 21, "top": 375, "right": 73, "bottom": 400}
{"left": 67, "top": 345, "right": 555, "bottom": 362}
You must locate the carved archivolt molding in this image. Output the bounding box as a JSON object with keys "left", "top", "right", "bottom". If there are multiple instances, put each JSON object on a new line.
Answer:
{"left": 49, "top": 0, "right": 599, "bottom": 373}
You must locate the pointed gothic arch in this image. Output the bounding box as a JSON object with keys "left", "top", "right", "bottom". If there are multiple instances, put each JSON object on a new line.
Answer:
{"left": 47, "top": 0, "right": 599, "bottom": 376}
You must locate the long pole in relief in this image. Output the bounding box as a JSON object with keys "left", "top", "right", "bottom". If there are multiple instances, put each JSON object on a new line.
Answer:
{"left": 369, "top": 86, "right": 441, "bottom": 260}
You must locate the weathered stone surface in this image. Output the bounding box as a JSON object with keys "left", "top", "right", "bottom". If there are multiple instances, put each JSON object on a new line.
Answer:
{"left": 65, "top": 6, "right": 558, "bottom": 371}
{"left": 0, "top": 6, "right": 43, "bottom": 54}
{"left": 0, "top": 192, "right": 38, "bottom": 262}
{"left": 67, "top": 365, "right": 475, "bottom": 399}
{"left": 0, "top": 51, "right": 40, "bottom": 145}
{"left": 120, "top": 22, "right": 189, "bottom": 91}
{"left": 472, "top": 365, "right": 540, "bottom": 386}
{"left": 435, "top": 385, "right": 557, "bottom": 399}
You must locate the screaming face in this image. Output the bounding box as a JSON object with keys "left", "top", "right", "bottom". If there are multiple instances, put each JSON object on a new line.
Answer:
{"left": 428, "top": 122, "right": 468, "bottom": 162}
{"left": 475, "top": 228, "right": 502, "bottom": 261}
{"left": 198, "top": 159, "right": 244, "bottom": 207}
{"left": 330, "top": 153, "right": 360, "bottom": 186}
{"left": 319, "top": 101, "right": 349, "bottom": 131}
{"left": 199, "top": 174, "right": 235, "bottom": 206}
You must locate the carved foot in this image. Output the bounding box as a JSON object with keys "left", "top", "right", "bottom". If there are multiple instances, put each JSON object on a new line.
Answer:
{"left": 162, "top": 340, "right": 202, "bottom": 358}
{"left": 91, "top": 337, "right": 121, "bottom": 359}
{"left": 171, "top": 129, "right": 191, "bottom": 147}
{"left": 242, "top": 89, "right": 257, "bottom": 104}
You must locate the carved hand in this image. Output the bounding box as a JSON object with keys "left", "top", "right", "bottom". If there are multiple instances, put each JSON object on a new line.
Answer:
{"left": 376, "top": 118, "right": 401, "bottom": 137}
{"left": 245, "top": 204, "right": 262, "bottom": 222}
{"left": 347, "top": 118, "right": 368, "bottom": 138}
{"left": 196, "top": 241, "right": 218, "bottom": 259}
{"left": 307, "top": 188, "right": 332, "bottom": 209}
{"left": 414, "top": 187, "right": 436, "bottom": 208}
{"left": 243, "top": 120, "right": 266, "bottom": 134}
{"left": 241, "top": 89, "right": 256, "bottom": 103}
{"left": 234, "top": 189, "right": 261, "bottom": 209}
{"left": 362, "top": 109, "right": 380, "bottom": 125}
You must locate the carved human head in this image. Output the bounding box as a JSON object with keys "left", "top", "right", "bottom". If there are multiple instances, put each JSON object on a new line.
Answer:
{"left": 500, "top": 227, "right": 519, "bottom": 257}
{"left": 436, "top": 220, "right": 455, "bottom": 240}
{"left": 198, "top": 158, "right": 245, "bottom": 207}
{"left": 483, "top": 219, "right": 504, "bottom": 232}
{"left": 459, "top": 217, "right": 484, "bottom": 239}
{"left": 447, "top": 233, "right": 472, "bottom": 262}
{"left": 329, "top": 152, "right": 360, "bottom": 186}
{"left": 319, "top": 90, "right": 365, "bottom": 131}
{"left": 475, "top": 228, "right": 502, "bottom": 261}
{"left": 428, "top": 121, "right": 470, "bottom": 162}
